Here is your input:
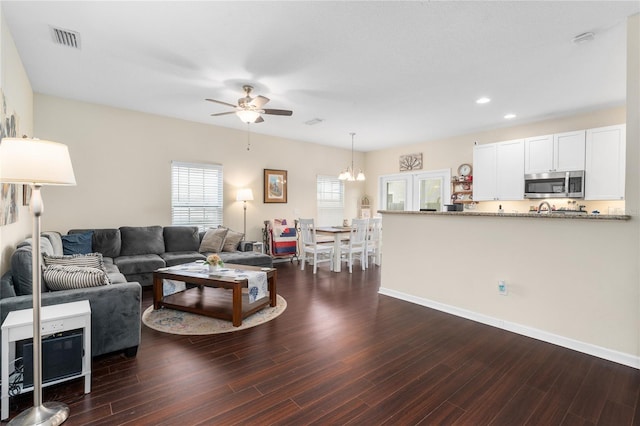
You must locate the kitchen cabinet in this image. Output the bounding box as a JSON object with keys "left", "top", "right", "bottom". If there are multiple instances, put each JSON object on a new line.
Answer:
{"left": 473, "top": 139, "right": 524, "bottom": 201}
{"left": 524, "top": 130, "right": 585, "bottom": 174}
{"left": 585, "top": 124, "right": 626, "bottom": 200}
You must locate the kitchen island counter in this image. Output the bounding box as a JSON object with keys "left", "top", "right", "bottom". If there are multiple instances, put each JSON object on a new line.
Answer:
{"left": 377, "top": 208, "right": 638, "bottom": 368}
{"left": 378, "top": 210, "right": 631, "bottom": 220}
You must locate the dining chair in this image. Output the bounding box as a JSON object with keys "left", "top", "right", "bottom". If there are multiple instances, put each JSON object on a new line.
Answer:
{"left": 340, "top": 218, "right": 368, "bottom": 273}
{"left": 299, "top": 218, "right": 334, "bottom": 274}
{"left": 366, "top": 216, "right": 382, "bottom": 268}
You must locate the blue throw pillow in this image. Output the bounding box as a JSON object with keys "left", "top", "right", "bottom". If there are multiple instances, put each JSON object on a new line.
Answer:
{"left": 62, "top": 231, "right": 93, "bottom": 255}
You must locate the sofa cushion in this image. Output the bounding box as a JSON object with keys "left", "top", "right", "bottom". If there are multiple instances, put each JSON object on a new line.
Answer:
{"left": 10, "top": 247, "right": 46, "bottom": 296}
{"left": 42, "top": 232, "right": 64, "bottom": 256}
{"left": 43, "top": 265, "right": 109, "bottom": 291}
{"left": 218, "top": 251, "right": 273, "bottom": 268}
{"left": 120, "top": 226, "right": 165, "bottom": 256}
{"left": 62, "top": 231, "right": 93, "bottom": 255}
{"left": 159, "top": 251, "right": 205, "bottom": 267}
{"left": 199, "top": 228, "right": 228, "bottom": 253}
{"left": 17, "top": 237, "right": 56, "bottom": 257}
{"left": 222, "top": 228, "right": 244, "bottom": 252}
{"left": 0, "top": 271, "right": 16, "bottom": 299}
{"left": 107, "top": 272, "right": 128, "bottom": 284}
{"left": 114, "top": 254, "right": 165, "bottom": 275}
{"left": 164, "top": 226, "right": 200, "bottom": 252}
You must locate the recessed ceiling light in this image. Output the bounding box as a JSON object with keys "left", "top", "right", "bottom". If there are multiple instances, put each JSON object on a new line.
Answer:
{"left": 476, "top": 97, "right": 491, "bottom": 104}
{"left": 504, "top": 113, "right": 517, "bottom": 119}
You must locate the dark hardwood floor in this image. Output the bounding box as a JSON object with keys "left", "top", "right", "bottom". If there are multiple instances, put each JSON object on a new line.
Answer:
{"left": 6, "top": 261, "right": 640, "bottom": 425}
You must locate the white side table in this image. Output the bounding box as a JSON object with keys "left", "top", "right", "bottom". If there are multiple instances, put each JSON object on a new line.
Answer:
{"left": 1, "top": 300, "right": 91, "bottom": 420}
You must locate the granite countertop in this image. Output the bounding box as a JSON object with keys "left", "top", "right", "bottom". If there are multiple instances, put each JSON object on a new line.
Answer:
{"left": 378, "top": 210, "right": 631, "bottom": 220}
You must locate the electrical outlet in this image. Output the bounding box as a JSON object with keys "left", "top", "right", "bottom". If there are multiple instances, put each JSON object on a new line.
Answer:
{"left": 498, "top": 280, "right": 508, "bottom": 296}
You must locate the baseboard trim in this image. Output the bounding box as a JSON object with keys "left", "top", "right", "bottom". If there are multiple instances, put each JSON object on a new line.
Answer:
{"left": 378, "top": 287, "right": 639, "bottom": 370}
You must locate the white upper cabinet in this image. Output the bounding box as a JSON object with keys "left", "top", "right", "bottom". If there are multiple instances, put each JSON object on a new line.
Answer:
{"left": 473, "top": 139, "right": 524, "bottom": 201}
{"left": 472, "top": 143, "right": 497, "bottom": 201}
{"left": 554, "top": 131, "right": 586, "bottom": 172}
{"left": 524, "top": 131, "right": 585, "bottom": 174}
{"left": 585, "top": 124, "right": 626, "bottom": 200}
{"left": 524, "top": 134, "right": 554, "bottom": 174}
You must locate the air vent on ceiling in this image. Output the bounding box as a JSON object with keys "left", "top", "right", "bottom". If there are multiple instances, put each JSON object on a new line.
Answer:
{"left": 50, "top": 26, "right": 81, "bottom": 49}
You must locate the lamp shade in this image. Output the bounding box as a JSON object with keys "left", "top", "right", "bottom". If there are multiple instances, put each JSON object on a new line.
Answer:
{"left": 0, "top": 138, "right": 76, "bottom": 185}
{"left": 236, "top": 110, "right": 261, "bottom": 124}
{"left": 236, "top": 188, "right": 254, "bottom": 202}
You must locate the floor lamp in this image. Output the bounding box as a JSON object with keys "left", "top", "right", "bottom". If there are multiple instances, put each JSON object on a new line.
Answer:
{"left": 236, "top": 188, "right": 254, "bottom": 239}
{"left": 0, "top": 138, "right": 76, "bottom": 425}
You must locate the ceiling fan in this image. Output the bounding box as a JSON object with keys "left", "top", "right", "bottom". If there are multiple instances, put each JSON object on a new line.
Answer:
{"left": 206, "top": 85, "right": 293, "bottom": 123}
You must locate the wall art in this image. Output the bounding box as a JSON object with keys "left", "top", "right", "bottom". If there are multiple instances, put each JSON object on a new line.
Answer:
{"left": 263, "top": 169, "right": 288, "bottom": 203}
{"left": 399, "top": 153, "right": 423, "bottom": 171}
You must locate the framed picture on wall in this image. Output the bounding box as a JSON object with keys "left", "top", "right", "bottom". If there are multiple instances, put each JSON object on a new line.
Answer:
{"left": 263, "top": 169, "right": 288, "bottom": 203}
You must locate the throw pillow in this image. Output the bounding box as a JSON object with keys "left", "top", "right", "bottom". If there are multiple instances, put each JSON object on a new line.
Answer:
{"left": 44, "top": 252, "right": 106, "bottom": 272}
{"left": 44, "top": 253, "right": 109, "bottom": 284}
{"left": 199, "top": 228, "right": 228, "bottom": 253}
{"left": 43, "top": 265, "right": 110, "bottom": 291}
{"left": 61, "top": 231, "right": 93, "bottom": 255}
{"left": 222, "top": 228, "right": 244, "bottom": 252}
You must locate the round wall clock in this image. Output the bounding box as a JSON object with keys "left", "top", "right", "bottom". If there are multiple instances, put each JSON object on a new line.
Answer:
{"left": 458, "top": 163, "right": 472, "bottom": 176}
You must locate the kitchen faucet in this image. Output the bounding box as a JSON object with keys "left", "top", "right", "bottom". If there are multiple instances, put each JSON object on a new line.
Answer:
{"left": 538, "top": 201, "right": 552, "bottom": 214}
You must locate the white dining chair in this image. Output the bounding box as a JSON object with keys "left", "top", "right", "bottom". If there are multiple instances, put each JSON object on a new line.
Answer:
{"left": 366, "top": 217, "right": 382, "bottom": 268}
{"left": 299, "top": 218, "right": 334, "bottom": 274}
{"left": 340, "top": 218, "right": 368, "bottom": 273}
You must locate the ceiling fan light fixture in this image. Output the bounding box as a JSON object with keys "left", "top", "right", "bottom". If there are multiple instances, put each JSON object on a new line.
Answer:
{"left": 236, "top": 109, "right": 261, "bottom": 123}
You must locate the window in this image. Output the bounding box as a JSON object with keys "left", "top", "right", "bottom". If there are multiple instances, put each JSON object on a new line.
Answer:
{"left": 171, "top": 161, "right": 223, "bottom": 230}
{"left": 317, "top": 175, "right": 344, "bottom": 226}
{"left": 379, "top": 169, "right": 451, "bottom": 212}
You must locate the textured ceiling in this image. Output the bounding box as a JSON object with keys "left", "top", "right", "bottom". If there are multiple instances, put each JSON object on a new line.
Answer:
{"left": 3, "top": 1, "right": 638, "bottom": 151}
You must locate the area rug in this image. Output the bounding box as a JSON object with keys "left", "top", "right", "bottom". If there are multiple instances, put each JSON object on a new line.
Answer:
{"left": 142, "top": 295, "right": 287, "bottom": 335}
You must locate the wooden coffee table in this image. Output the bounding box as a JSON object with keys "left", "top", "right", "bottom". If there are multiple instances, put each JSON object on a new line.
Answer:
{"left": 153, "top": 263, "right": 277, "bottom": 327}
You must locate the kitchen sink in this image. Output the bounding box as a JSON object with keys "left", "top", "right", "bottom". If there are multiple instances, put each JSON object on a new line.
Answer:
{"left": 551, "top": 210, "right": 587, "bottom": 214}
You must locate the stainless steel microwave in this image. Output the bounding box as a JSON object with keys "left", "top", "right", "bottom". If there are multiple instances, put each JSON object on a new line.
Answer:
{"left": 524, "top": 171, "right": 585, "bottom": 199}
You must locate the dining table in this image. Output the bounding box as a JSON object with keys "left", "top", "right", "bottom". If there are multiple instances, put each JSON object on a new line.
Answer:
{"left": 315, "top": 226, "right": 351, "bottom": 272}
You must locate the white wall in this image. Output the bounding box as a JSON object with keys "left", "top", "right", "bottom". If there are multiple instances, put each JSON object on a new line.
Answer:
{"left": 0, "top": 11, "right": 34, "bottom": 274}
{"left": 33, "top": 94, "right": 365, "bottom": 240}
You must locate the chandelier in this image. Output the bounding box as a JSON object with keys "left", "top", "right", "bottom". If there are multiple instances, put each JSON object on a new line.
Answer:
{"left": 338, "top": 133, "right": 365, "bottom": 181}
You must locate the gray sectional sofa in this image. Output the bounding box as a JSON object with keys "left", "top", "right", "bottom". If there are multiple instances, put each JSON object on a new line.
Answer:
{"left": 0, "top": 225, "right": 273, "bottom": 359}
{"left": 67, "top": 225, "right": 273, "bottom": 286}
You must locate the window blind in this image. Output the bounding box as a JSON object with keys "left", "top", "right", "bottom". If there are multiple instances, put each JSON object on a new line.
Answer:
{"left": 317, "top": 175, "right": 344, "bottom": 226}
{"left": 171, "top": 161, "right": 223, "bottom": 230}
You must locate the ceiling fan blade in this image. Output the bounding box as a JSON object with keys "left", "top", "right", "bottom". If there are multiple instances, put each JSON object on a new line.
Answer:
{"left": 262, "top": 109, "right": 293, "bottom": 116}
{"left": 210, "top": 111, "right": 236, "bottom": 117}
{"left": 254, "top": 116, "right": 265, "bottom": 123}
{"left": 205, "top": 98, "right": 237, "bottom": 108}
{"left": 250, "top": 95, "right": 270, "bottom": 108}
